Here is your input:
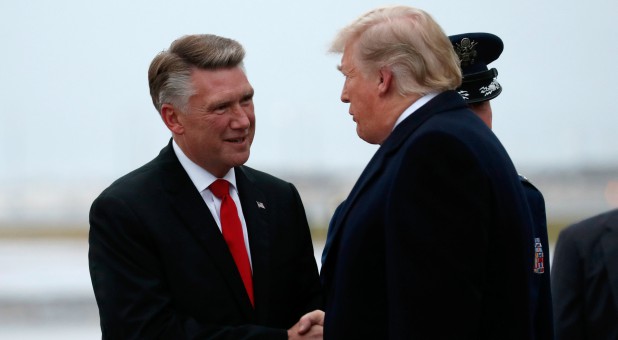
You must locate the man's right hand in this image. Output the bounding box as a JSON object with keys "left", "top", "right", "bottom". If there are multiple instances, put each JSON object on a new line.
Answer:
{"left": 287, "top": 310, "right": 324, "bottom": 339}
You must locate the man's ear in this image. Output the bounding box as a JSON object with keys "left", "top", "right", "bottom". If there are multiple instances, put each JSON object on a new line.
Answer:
{"left": 378, "top": 66, "right": 394, "bottom": 95}
{"left": 161, "top": 103, "right": 184, "bottom": 135}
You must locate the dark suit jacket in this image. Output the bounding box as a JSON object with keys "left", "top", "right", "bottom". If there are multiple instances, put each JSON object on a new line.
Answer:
{"left": 320, "top": 91, "right": 535, "bottom": 340}
{"left": 521, "top": 178, "right": 554, "bottom": 340}
{"left": 552, "top": 208, "right": 618, "bottom": 340}
{"left": 89, "top": 141, "right": 322, "bottom": 339}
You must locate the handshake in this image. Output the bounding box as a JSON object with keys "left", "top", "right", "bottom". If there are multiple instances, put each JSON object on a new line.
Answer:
{"left": 288, "top": 310, "right": 325, "bottom": 340}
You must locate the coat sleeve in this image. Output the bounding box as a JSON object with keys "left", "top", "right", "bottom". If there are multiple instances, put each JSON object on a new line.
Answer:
{"left": 88, "top": 193, "right": 288, "bottom": 340}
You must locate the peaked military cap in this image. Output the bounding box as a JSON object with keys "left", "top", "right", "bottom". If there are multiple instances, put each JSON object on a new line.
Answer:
{"left": 449, "top": 32, "right": 503, "bottom": 104}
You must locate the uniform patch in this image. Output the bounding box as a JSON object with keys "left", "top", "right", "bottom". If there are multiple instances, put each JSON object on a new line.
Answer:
{"left": 533, "top": 237, "right": 545, "bottom": 274}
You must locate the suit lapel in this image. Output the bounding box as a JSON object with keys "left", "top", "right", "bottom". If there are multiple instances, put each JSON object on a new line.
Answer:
{"left": 234, "top": 166, "right": 272, "bottom": 319}
{"left": 323, "top": 91, "right": 467, "bottom": 273}
{"left": 601, "top": 210, "right": 618, "bottom": 310}
{"left": 158, "top": 142, "right": 254, "bottom": 319}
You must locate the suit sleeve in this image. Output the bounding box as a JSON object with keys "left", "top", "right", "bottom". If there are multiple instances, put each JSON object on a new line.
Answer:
{"left": 89, "top": 193, "right": 287, "bottom": 340}
{"left": 551, "top": 227, "right": 585, "bottom": 340}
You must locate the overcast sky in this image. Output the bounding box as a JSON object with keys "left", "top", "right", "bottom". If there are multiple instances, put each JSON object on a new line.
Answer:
{"left": 1, "top": 0, "right": 617, "bottom": 186}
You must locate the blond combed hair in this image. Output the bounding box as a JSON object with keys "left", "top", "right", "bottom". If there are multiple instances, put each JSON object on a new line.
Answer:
{"left": 330, "top": 6, "right": 462, "bottom": 96}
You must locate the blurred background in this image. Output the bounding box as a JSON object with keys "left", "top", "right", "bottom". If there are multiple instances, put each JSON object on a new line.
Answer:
{"left": 1, "top": 0, "right": 617, "bottom": 338}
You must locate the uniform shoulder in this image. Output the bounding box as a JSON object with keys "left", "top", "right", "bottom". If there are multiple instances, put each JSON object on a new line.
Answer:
{"left": 519, "top": 174, "right": 544, "bottom": 196}
{"left": 519, "top": 174, "right": 538, "bottom": 187}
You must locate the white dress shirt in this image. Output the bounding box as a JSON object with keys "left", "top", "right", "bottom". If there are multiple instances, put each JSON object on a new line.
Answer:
{"left": 393, "top": 92, "right": 439, "bottom": 130}
{"left": 172, "top": 140, "right": 253, "bottom": 268}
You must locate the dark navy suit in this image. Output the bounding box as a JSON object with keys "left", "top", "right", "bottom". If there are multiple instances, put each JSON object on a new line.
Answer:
{"left": 321, "top": 91, "right": 535, "bottom": 340}
{"left": 89, "top": 141, "right": 321, "bottom": 339}
{"left": 552, "top": 208, "right": 618, "bottom": 340}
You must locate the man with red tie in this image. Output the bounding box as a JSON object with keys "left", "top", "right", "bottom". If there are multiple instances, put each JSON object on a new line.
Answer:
{"left": 88, "top": 34, "right": 322, "bottom": 339}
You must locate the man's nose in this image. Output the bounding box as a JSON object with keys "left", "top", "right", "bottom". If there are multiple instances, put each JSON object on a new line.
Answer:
{"left": 340, "top": 87, "right": 350, "bottom": 103}
{"left": 230, "top": 104, "right": 251, "bottom": 129}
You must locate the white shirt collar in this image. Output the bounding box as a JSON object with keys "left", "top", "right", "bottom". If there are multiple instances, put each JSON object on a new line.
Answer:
{"left": 393, "top": 92, "right": 439, "bottom": 130}
{"left": 172, "top": 140, "right": 237, "bottom": 192}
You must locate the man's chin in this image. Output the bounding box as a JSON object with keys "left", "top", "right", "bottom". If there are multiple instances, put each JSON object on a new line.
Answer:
{"left": 228, "top": 152, "right": 251, "bottom": 168}
{"left": 357, "top": 131, "right": 380, "bottom": 145}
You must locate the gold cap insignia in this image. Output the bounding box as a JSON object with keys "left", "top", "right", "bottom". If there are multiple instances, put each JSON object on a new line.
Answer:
{"left": 455, "top": 38, "right": 478, "bottom": 67}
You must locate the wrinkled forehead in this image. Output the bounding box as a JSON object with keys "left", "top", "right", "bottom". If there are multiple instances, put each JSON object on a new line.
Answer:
{"left": 189, "top": 67, "right": 253, "bottom": 98}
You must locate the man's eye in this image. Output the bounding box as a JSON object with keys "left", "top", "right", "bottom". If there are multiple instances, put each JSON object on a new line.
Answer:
{"left": 213, "top": 106, "right": 227, "bottom": 114}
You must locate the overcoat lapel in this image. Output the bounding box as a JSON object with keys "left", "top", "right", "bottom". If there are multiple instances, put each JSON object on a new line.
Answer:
{"left": 158, "top": 142, "right": 254, "bottom": 319}
{"left": 322, "top": 91, "right": 468, "bottom": 272}
{"left": 601, "top": 210, "right": 618, "bottom": 310}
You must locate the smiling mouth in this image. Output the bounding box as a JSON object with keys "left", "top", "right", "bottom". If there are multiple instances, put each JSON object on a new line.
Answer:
{"left": 225, "top": 137, "right": 246, "bottom": 144}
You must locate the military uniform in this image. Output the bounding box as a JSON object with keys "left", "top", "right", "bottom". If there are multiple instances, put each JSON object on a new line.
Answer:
{"left": 449, "top": 32, "right": 554, "bottom": 340}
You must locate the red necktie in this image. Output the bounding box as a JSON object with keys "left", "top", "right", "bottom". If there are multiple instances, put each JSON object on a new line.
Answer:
{"left": 209, "top": 179, "right": 254, "bottom": 307}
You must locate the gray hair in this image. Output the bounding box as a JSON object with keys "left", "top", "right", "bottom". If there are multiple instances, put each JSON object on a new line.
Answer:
{"left": 148, "top": 34, "right": 246, "bottom": 113}
{"left": 330, "top": 6, "right": 462, "bottom": 96}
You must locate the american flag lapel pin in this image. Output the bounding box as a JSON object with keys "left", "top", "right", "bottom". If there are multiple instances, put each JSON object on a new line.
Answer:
{"left": 256, "top": 201, "right": 266, "bottom": 209}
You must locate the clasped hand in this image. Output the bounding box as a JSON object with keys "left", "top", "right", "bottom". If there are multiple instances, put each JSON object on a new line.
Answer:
{"left": 287, "top": 310, "right": 324, "bottom": 339}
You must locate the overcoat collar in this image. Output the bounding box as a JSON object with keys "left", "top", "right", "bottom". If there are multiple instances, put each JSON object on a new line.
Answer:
{"left": 322, "top": 91, "right": 467, "bottom": 272}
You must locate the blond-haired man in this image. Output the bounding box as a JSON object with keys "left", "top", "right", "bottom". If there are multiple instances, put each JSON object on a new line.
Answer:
{"left": 321, "top": 6, "right": 535, "bottom": 339}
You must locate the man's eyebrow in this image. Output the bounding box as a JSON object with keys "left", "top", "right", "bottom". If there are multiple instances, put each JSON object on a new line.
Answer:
{"left": 204, "top": 97, "right": 232, "bottom": 110}
{"left": 336, "top": 65, "right": 343, "bottom": 72}
{"left": 242, "top": 90, "right": 255, "bottom": 100}
{"left": 203, "top": 91, "right": 254, "bottom": 111}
